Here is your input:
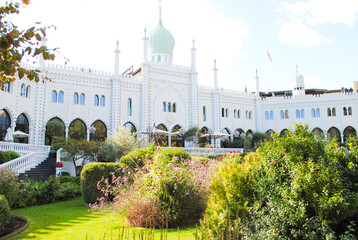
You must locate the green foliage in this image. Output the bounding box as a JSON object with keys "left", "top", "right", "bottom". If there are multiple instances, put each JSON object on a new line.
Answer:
{"left": 11, "top": 176, "right": 81, "bottom": 209}
{"left": 120, "top": 144, "right": 157, "bottom": 171}
{"left": 155, "top": 148, "right": 191, "bottom": 164}
{"left": 0, "top": 194, "right": 10, "bottom": 232}
{"left": 81, "top": 163, "right": 127, "bottom": 204}
{"left": 183, "top": 126, "right": 200, "bottom": 144}
{"left": 227, "top": 139, "right": 244, "bottom": 148}
{"left": 46, "top": 121, "right": 65, "bottom": 144}
{"left": 0, "top": 1, "right": 56, "bottom": 84}
{"left": 99, "top": 125, "right": 139, "bottom": 162}
{"left": 0, "top": 150, "right": 21, "bottom": 164}
{"left": 58, "top": 176, "right": 80, "bottom": 186}
{"left": 0, "top": 167, "right": 18, "bottom": 207}
{"left": 53, "top": 137, "right": 100, "bottom": 176}
{"left": 202, "top": 124, "right": 358, "bottom": 239}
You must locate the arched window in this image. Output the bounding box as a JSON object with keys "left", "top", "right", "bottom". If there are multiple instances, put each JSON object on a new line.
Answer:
{"left": 327, "top": 108, "right": 332, "bottom": 117}
{"left": 301, "top": 109, "right": 305, "bottom": 118}
{"left": 225, "top": 108, "right": 229, "bottom": 118}
{"left": 270, "top": 111, "right": 274, "bottom": 120}
{"left": 26, "top": 85, "right": 30, "bottom": 98}
{"left": 237, "top": 110, "right": 240, "bottom": 118}
{"left": 246, "top": 110, "right": 248, "bottom": 119}
{"left": 0, "top": 109, "right": 11, "bottom": 141}
{"left": 168, "top": 102, "right": 171, "bottom": 112}
{"left": 45, "top": 117, "right": 65, "bottom": 145}
{"left": 58, "top": 91, "right": 64, "bottom": 103}
{"left": 173, "top": 103, "right": 176, "bottom": 113}
{"left": 100, "top": 95, "right": 105, "bottom": 106}
{"left": 316, "top": 108, "right": 320, "bottom": 117}
{"left": 158, "top": 55, "right": 161, "bottom": 62}
{"left": 222, "top": 108, "right": 225, "bottom": 117}
{"left": 52, "top": 90, "right": 57, "bottom": 102}
{"left": 94, "top": 95, "right": 99, "bottom": 106}
{"left": 90, "top": 120, "right": 107, "bottom": 142}
{"left": 124, "top": 122, "right": 137, "bottom": 134}
{"left": 234, "top": 110, "right": 237, "bottom": 118}
{"left": 20, "top": 84, "right": 26, "bottom": 96}
{"left": 311, "top": 108, "right": 316, "bottom": 118}
{"left": 265, "top": 111, "right": 269, "bottom": 120}
{"left": 156, "top": 124, "right": 168, "bottom": 147}
{"left": 343, "top": 107, "right": 347, "bottom": 116}
{"left": 171, "top": 125, "right": 184, "bottom": 147}
{"left": 296, "top": 109, "right": 300, "bottom": 118}
{"left": 332, "top": 108, "right": 336, "bottom": 116}
{"left": 203, "top": 106, "right": 206, "bottom": 121}
{"left": 80, "top": 93, "right": 85, "bottom": 105}
{"left": 69, "top": 119, "right": 87, "bottom": 140}
{"left": 163, "top": 102, "right": 166, "bottom": 112}
{"left": 15, "top": 113, "right": 29, "bottom": 143}
{"left": 249, "top": 111, "right": 252, "bottom": 119}
{"left": 285, "top": 110, "right": 289, "bottom": 119}
{"left": 348, "top": 107, "right": 352, "bottom": 115}
{"left": 1, "top": 82, "right": 11, "bottom": 92}
{"left": 73, "top": 93, "right": 79, "bottom": 104}
{"left": 280, "top": 110, "right": 284, "bottom": 119}
{"left": 127, "top": 98, "right": 132, "bottom": 116}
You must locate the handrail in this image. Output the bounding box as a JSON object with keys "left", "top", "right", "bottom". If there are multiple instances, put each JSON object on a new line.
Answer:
{"left": 0, "top": 142, "right": 51, "bottom": 175}
{"left": 162, "top": 147, "right": 243, "bottom": 157}
{"left": 56, "top": 148, "right": 63, "bottom": 162}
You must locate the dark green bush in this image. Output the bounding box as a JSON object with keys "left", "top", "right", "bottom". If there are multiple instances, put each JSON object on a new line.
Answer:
{"left": 81, "top": 163, "right": 127, "bottom": 204}
{"left": 0, "top": 168, "right": 18, "bottom": 207}
{"left": 0, "top": 150, "right": 21, "bottom": 164}
{"left": 0, "top": 194, "right": 10, "bottom": 232}
{"left": 154, "top": 148, "right": 191, "bottom": 164}
{"left": 202, "top": 124, "right": 358, "bottom": 239}
{"left": 59, "top": 176, "right": 80, "bottom": 186}
{"left": 120, "top": 145, "right": 156, "bottom": 171}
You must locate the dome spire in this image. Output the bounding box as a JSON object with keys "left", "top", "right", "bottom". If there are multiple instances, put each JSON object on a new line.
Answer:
{"left": 158, "top": 0, "right": 163, "bottom": 25}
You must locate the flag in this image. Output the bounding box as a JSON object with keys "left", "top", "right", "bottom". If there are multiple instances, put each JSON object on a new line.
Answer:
{"left": 266, "top": 49, "right": 273, "bottom": 63}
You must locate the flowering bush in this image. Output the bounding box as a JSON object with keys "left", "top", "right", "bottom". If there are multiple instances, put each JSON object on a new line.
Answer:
{"left": 91, "top": 148, "right": 220, "bottom": 228}
{"left": 55, "top": 162, "right": 63, "bottom": 168}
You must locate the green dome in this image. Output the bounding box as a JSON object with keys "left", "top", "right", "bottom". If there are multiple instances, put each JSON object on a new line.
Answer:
{"left": 149, "top": 21, "right": 175, "bottom": 57}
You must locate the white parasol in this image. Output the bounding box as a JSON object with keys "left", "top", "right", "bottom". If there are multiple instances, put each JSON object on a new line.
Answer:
{"left": 4, "top": 128, "right": 13, "bottom": 142}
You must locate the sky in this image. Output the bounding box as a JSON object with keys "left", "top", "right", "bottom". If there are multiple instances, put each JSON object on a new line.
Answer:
{"left": 10, "top": 0, "right": 358, "bottom": 92}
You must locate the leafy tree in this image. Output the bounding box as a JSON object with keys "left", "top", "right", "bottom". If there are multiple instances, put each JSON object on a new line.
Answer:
{"left": 183, "top": 126, "right": 200, "bottom": 146}
{"left": 0, "top": 0, "right": 56, "bottom": 84}
{"left": 53, "top": 137, "right": 100, "bottom": 176}
{"left": 46, "top": 121, "right": 65, "bottom": 144}
{"left": 99, "top": 125, "right": 138, "bottom": 162}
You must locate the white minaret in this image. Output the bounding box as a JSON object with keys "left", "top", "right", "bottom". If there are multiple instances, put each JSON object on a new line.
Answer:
{"left": 292, "top": 65, "right": 305, "bottom": 97}
{"left": 189, "top": 39, "right": 198, "bottom": 128}
{"left": 255, "top": 68, "right": 260, "bottom": 96}
{"left": 114, "top": 40, "right": 120, "bottom": 77}
{"left": 143, "top": 28, "right": 148, "bottom": 62}
{"left": 212, "top": 59, "right": 221, "bottom": 147}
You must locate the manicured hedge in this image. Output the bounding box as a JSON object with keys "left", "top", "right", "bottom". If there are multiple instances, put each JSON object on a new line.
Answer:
{"left": 0, "top": 151, "right": 21, "bottom": 164}
{"left": 0, "top": 195, "right": 10, "bottom": 232}
{"left": 81, "top": 163, "right": 127, "bottom": 204}
{"left": 120, "top": 146, "right": 156, "bottom": 170}
{"left": 154, "top": 148, "right": 191, "bottom": 164}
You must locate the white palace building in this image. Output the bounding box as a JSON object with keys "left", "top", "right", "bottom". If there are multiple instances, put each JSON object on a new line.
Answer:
{"left": 1, "top": 3, "right": 358, "bottom": 149}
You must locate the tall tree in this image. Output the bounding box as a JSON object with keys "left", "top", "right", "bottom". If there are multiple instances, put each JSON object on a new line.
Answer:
{"left": 0, "top": 0, "right": 56, "bottom": 84}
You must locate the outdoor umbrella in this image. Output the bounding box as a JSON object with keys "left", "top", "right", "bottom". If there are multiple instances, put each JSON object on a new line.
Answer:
{"left": 12, "top": 130, "right": 29, "bottom": 138}
{"left": 4, "top": 128, "right": 13, "bottom": 142}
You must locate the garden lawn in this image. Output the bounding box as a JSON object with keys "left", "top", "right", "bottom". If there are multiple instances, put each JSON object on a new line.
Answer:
{"left": 10, "top": 197, "right": 198, "bottom": 240}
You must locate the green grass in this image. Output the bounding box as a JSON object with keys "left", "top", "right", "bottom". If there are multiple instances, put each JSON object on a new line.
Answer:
{"left": 10, "top": 198, "right": 198, "bottom": 240}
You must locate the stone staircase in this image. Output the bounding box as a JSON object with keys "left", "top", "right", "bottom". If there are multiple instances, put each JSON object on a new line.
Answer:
{"left": 18, "top": 153, "right": 56, "bottom": 182}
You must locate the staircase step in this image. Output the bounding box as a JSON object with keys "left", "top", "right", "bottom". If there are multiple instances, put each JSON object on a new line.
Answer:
{"left": 19, "top": 155, "right": 58, "bottom": 182}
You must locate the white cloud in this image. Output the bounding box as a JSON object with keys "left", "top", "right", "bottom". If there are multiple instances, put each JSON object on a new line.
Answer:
{"left": 276, "top": 0, "right": 358, "bottom": 47}
{"left": 304, "top": 75, "right": 321, "bottom": 88}
{"left": 278, "top": 0, "right": 358, "bottom": 26}
{"left": 12, "top": 0, "right": 250, "bottom": 87}
{"left": 278, "top": 22, "right": 332, "bottom": 47}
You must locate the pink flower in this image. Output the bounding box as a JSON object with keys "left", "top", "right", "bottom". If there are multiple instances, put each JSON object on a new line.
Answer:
{"left": 238, "top": 150, "right": 241, "bottom": 153}
{"left": 150, "top": 186, "right": 155, "bottom": 190}
{"left": 230, "top": 151, "right": 232, "bottom": 154}
{"left": 157, "top": 146, "right": 160, "bottom": 150}
{"left": 150, "top": 161, "right": 154, "bottom": 164}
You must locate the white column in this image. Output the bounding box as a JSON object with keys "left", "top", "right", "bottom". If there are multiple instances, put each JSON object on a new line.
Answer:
{"left": 255, "top": 68, "right": 259, "bottom": 96}
{"left": 114, "top": 40, "right": 120, "bottom": 77}
{"left": 189, "top": 39, "right": 198, "bottom": 128}
{"left": 143, "top": 28, "right": 149, "bottom": 63}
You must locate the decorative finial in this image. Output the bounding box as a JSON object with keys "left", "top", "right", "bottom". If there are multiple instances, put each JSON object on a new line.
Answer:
{"left": 296, "top": 65, "right": 298, "bottom": 73}
{"left": 116, "top": 39, "right": 119, "bottom": 51}
{"left": 144, "top": 27, "right": 147, "bottom": 38}
{"left": 255, "top": 68, "right": 258, "bottom": 77}
{"left": 158, "top": 0, "right": 162, "bottom": 25}
{"left": 192, "top": 38, "right": 195, "bottom": 49}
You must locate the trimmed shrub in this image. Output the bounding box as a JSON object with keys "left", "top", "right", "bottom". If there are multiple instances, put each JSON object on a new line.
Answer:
{"left": 0, "top": 151, "right": 21, "bottom": 164}
{"left": 81, "top": 163, "right": 127, "bottom": 204}
{"left": 0, "top": 195, "right": 10, "bottom": 232}
{"left": 59, "top": 176, "right": 80, "bottom": 186}
{"left": 120, "top": 145, "right": 156, "bottom": 171}
{"left": 154, "top": 148, "right": 191, "bottom": 164}
{"left": 0, "top": 168, "right": 18, "bottom": 207}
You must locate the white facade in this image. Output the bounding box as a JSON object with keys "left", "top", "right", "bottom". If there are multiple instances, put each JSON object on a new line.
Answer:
{"left": 1, "top": 5, "right": 358, "bottom": 147}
